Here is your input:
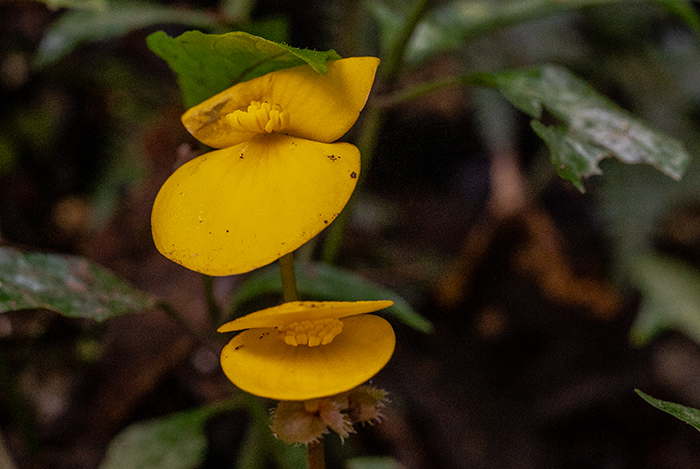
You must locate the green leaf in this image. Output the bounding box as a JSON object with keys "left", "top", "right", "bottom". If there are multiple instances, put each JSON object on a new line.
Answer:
{"left": 635, "top": 389, "right": 700, "bottom": 432}
{"left": 146, "top": 30, "right": 342, "bottom": 108}
{"left": 0, "top": 247, "right": 155, "bottom": 321}
{"left": 367, "top": 0, "right": 641, "bottom": 65}
{"left": 99, "top": 401, "right": 239, "bottom": 469}
{"left": 347, "top": 456, "right": 402, "bottom": 469}
{"left": 655, "top": 0, "right": 700, "bottom": 36}
{"left": 35, "top": 3, "right": 220, "bottom": 68}
{"left": 38, "top": 0, "right": 106, "bottom": 11}
{"left": 232, "top": 261, "right": 433, "bottom": 333}
{"left": 629, "top": 253, "right": 700, "bottom": 345}
{"left": 481, "top": 65, "right": 690, "bottom": 191}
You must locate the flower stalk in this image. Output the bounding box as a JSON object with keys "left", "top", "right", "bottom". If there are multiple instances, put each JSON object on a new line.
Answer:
{"left": 279, "top": 252, "right": 299, "bottom": 302}
{"left": 307, "top": 441, "right": 325, "bottom": 469}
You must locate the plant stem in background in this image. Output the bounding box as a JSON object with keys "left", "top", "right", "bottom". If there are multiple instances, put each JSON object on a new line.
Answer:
{"left": 156, "top": 300, "right": 205, "bottom": 342}
{"left": 320, "top": 0, "right": 431, "bottom": 264}
{"left": 202, "top": 274, "right": 222, "bottom": 328}
{"left": 279, "top": 252, "right": 299, "bottom": 302}
{"left": 379, "top": 0, "right": 431, "bottom": 85}
{"left": 307, "top": 441, "right": 326, "bottom": 469}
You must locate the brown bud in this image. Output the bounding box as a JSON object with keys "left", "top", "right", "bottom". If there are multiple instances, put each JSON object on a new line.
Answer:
{"left": 270, "top": 385, "right": 389, "bottom": 445}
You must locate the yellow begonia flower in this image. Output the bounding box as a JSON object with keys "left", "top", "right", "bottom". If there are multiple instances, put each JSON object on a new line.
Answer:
{"left": 218, "top": 300, "right": 395, "bottom": 400}
{"left": 151, "top": 57, "right": 380, "bottom": 276}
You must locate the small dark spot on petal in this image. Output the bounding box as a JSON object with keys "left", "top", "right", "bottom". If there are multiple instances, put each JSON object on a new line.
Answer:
{"left": 350, "top": 172, "right": 357, "bottom": 179}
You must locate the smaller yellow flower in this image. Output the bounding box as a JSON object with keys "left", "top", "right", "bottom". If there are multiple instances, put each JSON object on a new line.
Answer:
{"left": 218, "top": 300, "right": 395, "bottom": 400}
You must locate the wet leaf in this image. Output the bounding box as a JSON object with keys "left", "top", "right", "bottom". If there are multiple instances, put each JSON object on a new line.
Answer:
{"left": 35, "top": 2, "right": 220, "bottom": 68}
{"left": 99, "top": 402, "right": 239, "bottom": 469}
{"left": 232, "top": 261, "right": 433, "bottom": 333}
{"left": 0, "top": 248, "right": 155, "bottom": 321}
{"left": 636, "top": 389, "right": 700, "bottom": 431}
{"left": 147, "top": 30, "right": 342, "bottom": 108}
{"left": 629, "top": 253, "right": 700, "bottom": 345}
{"left": 479, "top": 65, "right": 690, "bottom": 191}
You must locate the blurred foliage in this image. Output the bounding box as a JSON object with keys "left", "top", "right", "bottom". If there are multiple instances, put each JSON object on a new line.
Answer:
{"left": 630, "top": 253, "right": 700, "bottom": 346}
{"left": 37, "top": 0, "right": 107, "bottom": 11}
{"left": 0, "top": 247, "right": 154, "bottom": 321}
{"left": 35, "top": 2, "right": 222, "bottom": 68}
{"left": 346, "top": 456, "right": 403, "bottom": 469}
{"left": 100, "top": 405, "right": 223, "bottom": 469}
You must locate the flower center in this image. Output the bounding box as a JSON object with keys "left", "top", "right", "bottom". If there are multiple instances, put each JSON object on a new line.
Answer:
{"left": 278, "top": 318, "right": 344, "bottom": 347}
{"left": 226, "top": 100, "right": 290, "bottom": 134}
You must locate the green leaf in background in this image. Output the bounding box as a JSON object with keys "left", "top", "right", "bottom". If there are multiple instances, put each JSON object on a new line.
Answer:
{"left": 35, "top": 3, "right": 221, "bottom": 68}
{"left": 99, "top": 401, "right": 239, "bottom": 469}
{"left": 232, "top": 261, "right": 433, "bottom": 333}
{"left": 0, "top": 247, "right": 155, "bottom": 321}
{"left": 147, "top": 30, "right": 342, "bottom": 108}
{"left": 367, "top": 0, "right": 643, "bottom": 65}
{"left": 655, "top": 0, "right": 700, "bottom": 36}
{"left": 347, "top": 456, "right": 403, "bottom": 469}
{"left": 479, "top": 65, "right": 690, "bottom": 191}
{"left": 38, "top": 0, "right": 106, "bottom": 11}
{"left": 629, "top": 253, "right": 700, "bottom": 345}
{"left": 635, "top": 389, "right": 700, "bottom": 432}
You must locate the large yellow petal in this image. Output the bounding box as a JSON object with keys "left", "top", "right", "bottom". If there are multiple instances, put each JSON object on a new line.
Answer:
{"left": 182, "top": 57, "right": 380, "bottom": 148}
{"left": 220, "top": 314, "right": 396, "bottom": 400}
{"left": 217, "top": 300, "right": 394, "bottom": 332}
{"left": 151, "top": 134, "right": 360, "bottom": 276}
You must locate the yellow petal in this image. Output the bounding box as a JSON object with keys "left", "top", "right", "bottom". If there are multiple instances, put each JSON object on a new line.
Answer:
{"left": 217, "top": 300, "right": 394, "bottom": 332}
{"left": 182, "top": 57, "right": 380, "bottom": 148}
{"left": 220, "top": 315, "right": 396, "bottom": 400}
{"left": 152, "top": 134, "right": 360, "bottom": 275}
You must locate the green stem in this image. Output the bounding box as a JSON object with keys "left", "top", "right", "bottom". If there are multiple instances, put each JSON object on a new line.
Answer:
{"left": 279, "top": 252, "right": 299, "bottom": 302}
{"left": 202, "top": 274, "right": 222, "bottom": 328}
{"left": 320, "top": 0, "right": 432, "bottom": 264}
{"left": 156, "top": 300, "right": 205, "bottom": 342}
{"left": 321, "top": 105, "right": 385, "bottom": 264}
{"left": 380, "top": 0, "right": 432, "bottom": 85}
{"left": 378, "top": 74, "right": 487, "bottom": 108}
{"left": 307, "top": 441, "right": 326, "bottom": 469}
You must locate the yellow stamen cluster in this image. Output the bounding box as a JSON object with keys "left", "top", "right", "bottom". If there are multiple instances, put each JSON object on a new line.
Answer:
{"left": 226, "top": 100, "right": 290, "bottom": 134}
{"left": 278, "top": 318, "right": 343, "bottom": 347}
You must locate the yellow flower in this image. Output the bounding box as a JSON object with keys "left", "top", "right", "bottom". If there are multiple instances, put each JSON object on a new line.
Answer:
{"left": 151, "top": 57, "right": 380, "bottom": 276}
{"left": 218, "top": 300, "right": 395, "bottom": 400}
